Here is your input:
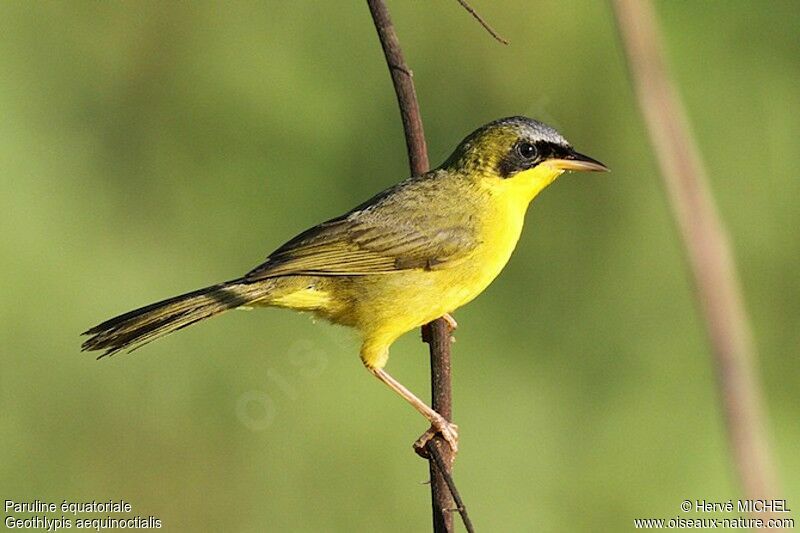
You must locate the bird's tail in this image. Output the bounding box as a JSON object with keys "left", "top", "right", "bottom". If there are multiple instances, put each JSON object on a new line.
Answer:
{"left": 81, "top": 279, "right": 273, "bottom": 358}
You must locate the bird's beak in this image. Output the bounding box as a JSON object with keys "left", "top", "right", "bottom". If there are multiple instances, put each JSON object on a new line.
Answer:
{"left": 547, "top": 151, "right": 609, "bottom": 173}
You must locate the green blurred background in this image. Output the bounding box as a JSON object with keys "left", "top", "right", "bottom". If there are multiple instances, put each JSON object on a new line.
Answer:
{"left": 2, "top": 1, "right": 798, "bottom": 531}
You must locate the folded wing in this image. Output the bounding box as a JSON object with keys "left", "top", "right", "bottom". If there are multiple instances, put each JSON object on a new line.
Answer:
{"left": 245, "top": 177, "right": 477, "bottom": 279}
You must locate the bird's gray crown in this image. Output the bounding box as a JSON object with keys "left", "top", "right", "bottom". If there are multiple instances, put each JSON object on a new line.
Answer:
{"left": 484, "top": 116, "right": 569, "bottom": 146}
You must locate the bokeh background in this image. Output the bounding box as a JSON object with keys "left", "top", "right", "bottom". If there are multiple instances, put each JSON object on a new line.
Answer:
{"left": 2, "top": 1, "right": 798, "bottom": 531}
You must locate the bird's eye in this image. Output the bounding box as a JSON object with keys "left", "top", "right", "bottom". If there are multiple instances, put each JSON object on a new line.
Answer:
{"left": 517, "top": 142, "right": 537, "bottom": 160}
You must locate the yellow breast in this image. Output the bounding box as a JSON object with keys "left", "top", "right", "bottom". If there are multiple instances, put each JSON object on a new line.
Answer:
{"left": 439, "top": 163, "right": 565, "bottom": 309}
{"left": 444, "top": 180, "right": 529, "bottom": 308}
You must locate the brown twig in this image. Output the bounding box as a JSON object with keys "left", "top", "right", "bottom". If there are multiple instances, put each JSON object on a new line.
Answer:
{"left": 429, "top": 440, "right": 476, "bottom": 533}
{"left": 611, "top": 0, "right": 780, "bottom": 513}
{"left": 454, "top": 0, "right": 509, "bottom": 45}
{"left": 423, "top": 317, "right": 457, "bottom": 532}
{"left": 366, "top": 1, "right": 465, "bottom": 531}
{"left": 366, "top": 0, "right": 429, "bottom": 176}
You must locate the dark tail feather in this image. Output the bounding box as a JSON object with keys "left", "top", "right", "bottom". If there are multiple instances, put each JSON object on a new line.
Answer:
{"left": 81, "top": 279, "right": 272, "bottom": 358}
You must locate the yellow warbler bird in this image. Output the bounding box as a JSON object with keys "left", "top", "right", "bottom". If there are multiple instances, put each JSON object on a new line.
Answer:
{"left": 82, "top": 116, "right": 607, "bottom": 451}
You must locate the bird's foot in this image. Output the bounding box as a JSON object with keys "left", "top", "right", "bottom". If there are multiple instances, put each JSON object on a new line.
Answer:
{"left": 413, "top": 415, "right": 459, "bottom": 458}
{"left": 421, "top": 314, "right": 457, "bottom": 343}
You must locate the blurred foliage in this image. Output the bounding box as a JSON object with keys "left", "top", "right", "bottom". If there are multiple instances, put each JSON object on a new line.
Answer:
{"left": 1, "top": 1, "right": 798, "bottom": 531}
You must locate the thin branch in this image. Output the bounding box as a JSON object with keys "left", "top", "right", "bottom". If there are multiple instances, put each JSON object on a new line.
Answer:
{"left": 455, "top": 0, "right": 509, "bottom": 45}
{"left": 422, "top": 316, "right": 457, "bottom": 532}
{"left": 366, "top": 1, "right": 465, "bottom": 532}
{"left": 611, "top": 0, "right": 780, "bottom": 511}
{"left": 428, "top": 440, "right": 476, "bottom": 533}
{"left": 366, "top": 0, "right": 429, "bottom": 176}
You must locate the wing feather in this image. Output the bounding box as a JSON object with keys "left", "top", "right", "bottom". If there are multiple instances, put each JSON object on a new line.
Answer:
{"left": 245, "top": 176, "right": 478, "bottom": 280}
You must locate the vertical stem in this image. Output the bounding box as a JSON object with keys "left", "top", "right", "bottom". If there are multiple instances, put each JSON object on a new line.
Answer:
{"left": 366, "top": 1, "right": 455, "bottom": 531}
{"left": 366, "top": 0, "right": 429, "bottom": 176}
{"left": 427, "top": 319, "right": 455, "bottom": 532}
{"left": 611, "top": 0, "right": 780, "bottom": 509}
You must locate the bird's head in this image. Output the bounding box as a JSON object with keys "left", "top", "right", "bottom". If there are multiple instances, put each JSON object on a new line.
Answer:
{"left": 443, "top": 116, "right": 608, "bottom": 202}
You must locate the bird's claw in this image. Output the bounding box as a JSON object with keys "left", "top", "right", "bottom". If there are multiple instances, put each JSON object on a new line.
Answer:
{"left": 420, "top": 314, "right": 457, "bottom": 343}
{"left": 443, "top": 313, "right": 458, "bottom": 331}
{"left": 413, "top": 416, "right": 459, "bottom": 458}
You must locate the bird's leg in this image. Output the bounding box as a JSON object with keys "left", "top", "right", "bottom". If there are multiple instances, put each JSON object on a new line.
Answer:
{"left": 369, "top": 368, "right": 459, "bottom": 454}
{"left": 442, "top": 313, "right": 458, "bottom": 331}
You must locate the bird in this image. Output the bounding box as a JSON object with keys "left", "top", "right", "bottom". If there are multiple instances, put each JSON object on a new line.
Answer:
{"left": 81, "top": 116, "right": 607, "bottom": 453}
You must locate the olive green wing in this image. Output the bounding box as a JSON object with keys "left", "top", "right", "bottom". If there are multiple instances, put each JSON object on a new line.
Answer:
{"left": 245, "top": 182, "right": 478, "bottom": 280}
